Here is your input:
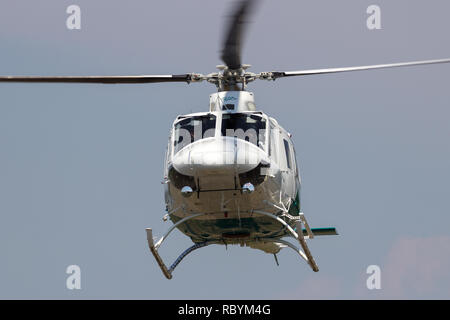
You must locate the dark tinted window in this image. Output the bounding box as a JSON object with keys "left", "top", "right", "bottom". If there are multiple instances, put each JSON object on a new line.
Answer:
{"left": 221, "top": 113, "right": 266, "bottom": 149}
{"left": 283, "top": 139, "right": 291, "bottom": 169}
{"left": 173, "top": 115, "right": 216, "bottom": 153}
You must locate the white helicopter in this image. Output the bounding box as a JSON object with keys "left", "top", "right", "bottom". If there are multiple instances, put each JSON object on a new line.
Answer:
{"left": 2, "top": 0, "right": 450, "bottom": 279}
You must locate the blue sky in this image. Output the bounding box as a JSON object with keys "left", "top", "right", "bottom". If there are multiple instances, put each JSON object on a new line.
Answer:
{"left": 1, "top": 0, "right": 450, "bottom": 299}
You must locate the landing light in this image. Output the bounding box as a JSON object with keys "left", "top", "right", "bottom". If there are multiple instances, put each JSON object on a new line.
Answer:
{"left": 242, "top": 182, "right": 255, "bottom": 194}
{"left": 181, "top": 186, "right": 193, "bottom": 198}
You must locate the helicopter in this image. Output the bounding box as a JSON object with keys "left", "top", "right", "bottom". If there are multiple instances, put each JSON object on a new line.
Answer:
{"left": 2, "top": 0, "right": 450, "bottom": 280}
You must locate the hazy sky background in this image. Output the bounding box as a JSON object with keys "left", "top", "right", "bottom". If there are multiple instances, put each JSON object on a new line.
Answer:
{"left": 1, "top": 0, "right": 449, "bottom": 299}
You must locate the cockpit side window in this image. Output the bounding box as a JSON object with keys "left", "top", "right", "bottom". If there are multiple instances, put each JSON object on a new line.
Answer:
{"left": 283, "top": 139, "right": 292, "bottom": 169}
{"left": 269, "top": 121, "right": 278, "bottom": 163}
{"left": 173, "top": 115, "right": 216, "bottom": 153}
{"left": 164, "top": 129, "right": 173, "bottom": 175}
{"left": 221, "top": 113, "right": 266, "bottom": 149}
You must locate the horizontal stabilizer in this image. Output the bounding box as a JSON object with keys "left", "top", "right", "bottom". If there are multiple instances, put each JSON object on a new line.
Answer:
{"left": 303, "top": 227, "right": 338, "bottom": 236}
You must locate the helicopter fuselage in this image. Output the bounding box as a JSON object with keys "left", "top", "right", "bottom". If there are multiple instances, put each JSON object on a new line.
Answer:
{"left": 163, "top": 91, "right": 301, "bottom": 252}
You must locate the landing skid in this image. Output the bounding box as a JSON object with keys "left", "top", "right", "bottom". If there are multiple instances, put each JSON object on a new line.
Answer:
{"left": 146, "top": 211, "right": 336, "bottom": 279}
{"left": 145, "top": 212, "right": 208, "bottom": 279}
{"left": 146, "top": 228, "right": 216, "bottom": 279}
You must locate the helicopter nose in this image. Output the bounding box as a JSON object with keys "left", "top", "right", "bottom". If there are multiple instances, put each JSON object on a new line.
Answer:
{"left": 172, "top": 137, "right": 262, "bottom": 176}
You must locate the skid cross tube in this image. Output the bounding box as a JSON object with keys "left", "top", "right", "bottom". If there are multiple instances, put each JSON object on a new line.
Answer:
{"left": 154, "top": 213, "right": 205, "bottom": 249}
{"left": 253, "top": 210, "right": 319, "bottom": 272}
{"left": 146, "top": 212, "right": 206, "bottom": 279}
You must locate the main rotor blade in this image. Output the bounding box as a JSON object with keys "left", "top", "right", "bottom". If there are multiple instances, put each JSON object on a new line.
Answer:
{"left": 0, "top": 74, "right": 194, "bottom": 84}
{"left": 270, "top": 58, "right": 450, "bottom": 79}
{"left": 221, "top": 0, "right": 256, "bottom": 70}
